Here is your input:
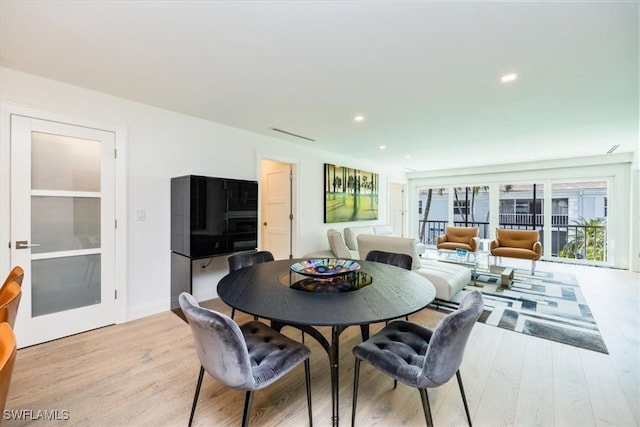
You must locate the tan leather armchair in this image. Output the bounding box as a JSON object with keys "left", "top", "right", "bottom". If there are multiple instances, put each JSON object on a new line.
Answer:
{"left": 0, "top": 281, "right": 21, "bottom": 328}
{"left": 436, "top": 226, "right": 479, "bottom": 252}
{"left": 490, "top": 228, "right": 542, "bottom": 274}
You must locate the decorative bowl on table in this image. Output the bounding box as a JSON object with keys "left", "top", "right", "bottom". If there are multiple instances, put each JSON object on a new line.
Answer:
{"left": 290, "top": 258, "right": 360, "bottom": 277}
{"left": 289, "top": 271, "right": 373, "bottom": 293}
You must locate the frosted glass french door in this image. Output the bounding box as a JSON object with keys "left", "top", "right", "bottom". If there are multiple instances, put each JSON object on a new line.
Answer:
{"left": 10, "top": 115, "right": 115, "bottom": 347}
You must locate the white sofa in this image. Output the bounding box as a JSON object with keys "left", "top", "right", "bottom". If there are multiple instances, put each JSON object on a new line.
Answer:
{"left": 343, "top": 225, "right": 427, "bottom": 255}
{"left": 303, "top": 228, "right": 359, "bottom": 259}
{"left": 303, "top": 225, "right": 396, "bottom": 260}
{"left": 302, "top": 227, "right": 465, "bottom": 300}
{"left": 356, "top": 234, "right": 470, "bottom": 301}
{"left": 343, "top": 224, "right": 395, "bottom": 251}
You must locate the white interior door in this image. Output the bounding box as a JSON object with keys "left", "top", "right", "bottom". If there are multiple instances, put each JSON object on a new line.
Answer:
{"left": 261, "top": 160, "right": 293, "bottom": 260}
{"left": 10, "top": 115, "right": 116, "bottom": 347}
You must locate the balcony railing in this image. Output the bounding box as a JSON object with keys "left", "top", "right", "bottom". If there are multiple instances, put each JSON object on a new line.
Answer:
{"left": 551, "top": 224, "right": 607, "bottom": 261}
{"left": 498, "top": 213, "right": 569, "bottom": 225}
{"left": 417, "top": 219, "right": 607, "bottom": 262}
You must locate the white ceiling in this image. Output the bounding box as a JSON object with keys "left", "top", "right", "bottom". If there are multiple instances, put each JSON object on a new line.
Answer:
{"left": 1, "top": 1, "right": 638, "bottom": 172}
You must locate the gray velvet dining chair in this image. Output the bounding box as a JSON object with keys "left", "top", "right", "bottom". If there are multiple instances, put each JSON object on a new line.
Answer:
{"left": 351, "top": 290, "right": 484, "bottom": 427}
{"left": 227, "top": 250, "right": 275, "bottom": 320}
{"left": 179, "top": 292, "right": 313, "bottom": 427}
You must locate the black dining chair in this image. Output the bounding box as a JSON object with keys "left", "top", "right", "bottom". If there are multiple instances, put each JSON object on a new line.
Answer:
{"left": 365, "top": 250, "right": 413, "bottom": 271}
{"left": 228, "top": 250, "right": 275, "bottom": 273}
{"left": 227, "top": 251, "right": 275, "bottom": 319}
{"left": 228, "top": 250, "right": 307, "bottom": 342}
{"left": 351, "top": 290, "right": 484, "bottom": 427}
{"left": 179, "top": 292, "right": 313, "bottom": 427}
{"left": 365, "top": 250, "right": 413, "bottom": 321}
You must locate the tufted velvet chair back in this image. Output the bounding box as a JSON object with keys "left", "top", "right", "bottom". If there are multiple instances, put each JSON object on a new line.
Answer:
{"left": 228, "top": 251, "right": 275, "bottom": 272}
{"left": 179, "top": 293, "right": 254, "bottom": 389}
{"left": 421, "top": 290, "right": 483, "bottom": 387}
{"left": 180, "top": 292, "right": 313, "bottom": 426}
{"left": 365, "top": 250, "right": 413, "bottom": 271}
{"left": 226, "top": 251, "right": 275, "bottom": 320}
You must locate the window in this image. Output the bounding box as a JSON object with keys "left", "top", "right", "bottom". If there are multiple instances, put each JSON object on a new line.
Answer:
{"left": 499, "top": 183, "right": 544, "bottom": 229}
{"left": 552, "top": 181, "right": 608, "bottom": 262}
{"left": 453, "top": 200, "right": 469, "bottom": 216}
{"left": 410, "top": 159, "right": 626, "bottom": 268}
{"left": 417, "top": 187, "right": 448, "bottom": 245}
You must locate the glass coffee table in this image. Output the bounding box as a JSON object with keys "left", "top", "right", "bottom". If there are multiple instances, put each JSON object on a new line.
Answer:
{"left": 425, "top": 249, "right": 489, "bottom": 286}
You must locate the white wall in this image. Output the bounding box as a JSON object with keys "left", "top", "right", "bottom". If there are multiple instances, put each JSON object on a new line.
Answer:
{"left": 0, "top": 67, "right": 402, "bottom": 321}
{"left": 631, "top": 151, "right": 640, "bottom": 272}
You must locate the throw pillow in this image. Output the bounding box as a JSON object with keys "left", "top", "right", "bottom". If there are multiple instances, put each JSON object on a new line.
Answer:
{"left": 327, "top": 229, "right": 353, "bottom": 259}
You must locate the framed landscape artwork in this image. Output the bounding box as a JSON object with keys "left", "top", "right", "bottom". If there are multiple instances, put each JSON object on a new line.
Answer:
{"left": 324, "top": 163, "right": 379, "bottom": 223}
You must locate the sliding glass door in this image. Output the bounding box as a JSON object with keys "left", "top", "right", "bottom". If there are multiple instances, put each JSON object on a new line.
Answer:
{"left": 498, "top": 183, "right": 545, "bottom": 250}
{"left": 551, "top": 181, "right": 608, "bottom": 262}
{"left": 417, "top": 186, "right": 491, "bottom": 245}
{"left": 415, "top": 179, "right": 611, "bottom": 266}
{"left": 452, "top": 186, "right": 490, "bottom": 239}
{"left": 417, "top": 186, "right": 448, "bottom": 245}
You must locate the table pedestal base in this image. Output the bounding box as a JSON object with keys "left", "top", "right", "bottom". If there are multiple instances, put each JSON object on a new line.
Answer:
{"left": 271, "top": 321, "right": 369, "bottom": 426}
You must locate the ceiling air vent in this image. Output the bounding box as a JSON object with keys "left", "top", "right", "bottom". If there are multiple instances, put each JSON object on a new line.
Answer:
{"left": 607, "top": 144, "right": 620, "bottom": 154}
{"left": 270, "top": 127, "right": 315, "bottom": 142}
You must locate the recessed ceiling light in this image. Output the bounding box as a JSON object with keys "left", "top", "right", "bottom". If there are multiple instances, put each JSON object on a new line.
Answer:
{"left": 354, "top": 115, "right": 365, "bottom": 122}
{"left": 501, "top": 73, "right": 518, "bottom": 83}
{"left": 405, "top": 155, "right": 411, "bottom": 159}
{"left": 379, "top": 145, "right": 386, "bottom": 150}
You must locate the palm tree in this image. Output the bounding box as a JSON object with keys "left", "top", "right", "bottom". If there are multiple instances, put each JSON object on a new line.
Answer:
{"left": 469, "top": 186, "right": 489, "bottom": 223}
{"left": 453, "top": 186, "right": 489, "bottom": 224}
{"left": 419, "top": 187, "right": 449, "bottom": 242}
{"left": 560, "top": 217, "right": 607, "bottom": 261}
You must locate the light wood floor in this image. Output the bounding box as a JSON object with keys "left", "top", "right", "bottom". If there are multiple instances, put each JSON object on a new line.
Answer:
{"left": 6, "top": 261, "right": 639, "bottom": 426}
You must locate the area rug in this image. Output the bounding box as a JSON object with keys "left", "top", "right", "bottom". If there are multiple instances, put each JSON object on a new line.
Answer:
{"left": 431, "top": 269, "right": 609, "bottom": 354}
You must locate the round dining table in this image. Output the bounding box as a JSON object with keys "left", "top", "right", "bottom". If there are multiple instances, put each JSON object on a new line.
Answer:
{"left": 217, "top": 258, "right": 436, "bottom": 426}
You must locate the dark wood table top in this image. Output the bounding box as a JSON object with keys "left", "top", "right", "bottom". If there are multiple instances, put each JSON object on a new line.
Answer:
{"left": 217, "top": 258, "right": 436, "bottom": 327}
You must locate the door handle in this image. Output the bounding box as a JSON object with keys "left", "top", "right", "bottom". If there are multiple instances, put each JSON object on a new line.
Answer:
{"left": 15, "top": 240, "right": 41, "bottom": 249}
